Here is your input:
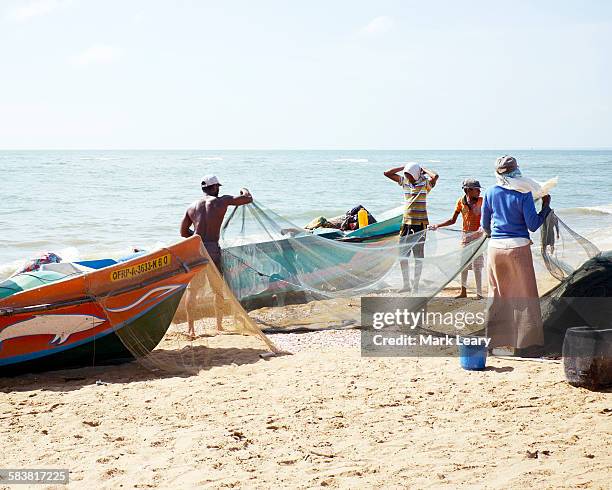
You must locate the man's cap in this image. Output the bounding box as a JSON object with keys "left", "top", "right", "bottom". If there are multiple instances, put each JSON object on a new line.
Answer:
{"left": 201, "top": 175, "right": 222, "bottom": 187}
{"left": 403, "top": 162, "right": 421, "bottom": 180}
{"left": 462, "top": 178, "right": 482, "bottom": 189}
{"left": 495, "top": 155, "right": 518, "bottom": 175}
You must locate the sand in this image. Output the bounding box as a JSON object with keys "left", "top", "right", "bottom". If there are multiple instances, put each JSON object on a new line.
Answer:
{"left": 2, "top": 323, "right": 611, "bottom": 489}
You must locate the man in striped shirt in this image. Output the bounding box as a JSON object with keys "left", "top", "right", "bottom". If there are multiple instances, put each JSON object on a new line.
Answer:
{"left": 384, "top": 162, "right": 439, "bottom": 292}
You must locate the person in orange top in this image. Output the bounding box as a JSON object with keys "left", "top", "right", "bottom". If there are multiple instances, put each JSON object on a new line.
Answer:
{"left": 430, "top": 178, "right": 485, "bottom": 299}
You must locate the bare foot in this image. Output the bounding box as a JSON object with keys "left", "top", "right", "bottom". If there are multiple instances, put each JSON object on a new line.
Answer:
{"left": 454, "top": 292, "right": 467, "bottom": 299}
{"left": 476, "top": 294, "right": 484, "bottom": 300}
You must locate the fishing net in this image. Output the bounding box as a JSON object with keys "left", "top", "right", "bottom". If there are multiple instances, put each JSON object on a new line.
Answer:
{"left": 537, "top": 211, "right": 600, "bottom": 280}
{"left": 94, "top": 200, "right": 490, "bottom": 373}
{"left": 85, "top": 240, "right": 278, "bottom": 375}
{"left": 138, "top": 200, "right": 597, "bottom": 354}
{"left": 219, "top": 202, "right": 489, "bottom": 329}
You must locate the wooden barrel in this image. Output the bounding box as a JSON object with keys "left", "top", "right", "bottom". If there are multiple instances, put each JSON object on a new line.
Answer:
{"left": 563, "top": 326, "right": 612, "bottom": 389}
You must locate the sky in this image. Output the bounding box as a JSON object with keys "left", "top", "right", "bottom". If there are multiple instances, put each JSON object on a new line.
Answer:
{"left": 0, "top": 0, "right": 611, "bottom": 149}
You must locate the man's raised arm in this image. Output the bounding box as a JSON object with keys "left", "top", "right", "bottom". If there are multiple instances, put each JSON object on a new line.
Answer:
{"left": 384, "top": 166, "right": 404, "bottom": 183}
{"left": 420, "top": 166, "right": 439, "bottom": 187}
{"left": 225, "top": 188, "right": 253, "bottom": 206}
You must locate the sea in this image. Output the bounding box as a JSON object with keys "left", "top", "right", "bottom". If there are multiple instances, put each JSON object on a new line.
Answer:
{"left": 1, "top": 150, "right": 611, "bottom": 278}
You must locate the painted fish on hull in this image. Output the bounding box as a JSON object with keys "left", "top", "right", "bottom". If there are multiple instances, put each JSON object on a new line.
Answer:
{"left": 0, "top": 314, "right": 106, "bottom": 349}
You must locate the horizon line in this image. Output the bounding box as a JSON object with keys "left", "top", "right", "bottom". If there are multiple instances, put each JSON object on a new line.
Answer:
{"left": 1, "top": 147, "right": 611, "bottom": 151}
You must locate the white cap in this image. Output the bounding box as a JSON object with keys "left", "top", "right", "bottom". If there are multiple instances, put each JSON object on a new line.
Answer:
{"left": 403, "top": 162, "right": 421, "bottom": 180}
{"left": 201, "top": 175, "right": 222, "bottom": 187}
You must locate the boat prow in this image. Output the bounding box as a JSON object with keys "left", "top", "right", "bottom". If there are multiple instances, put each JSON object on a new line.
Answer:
{"left": 0, "top": 236, "right": 208, "bottom": 376}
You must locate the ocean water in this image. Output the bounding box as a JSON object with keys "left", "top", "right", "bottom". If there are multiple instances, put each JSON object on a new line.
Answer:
{"left": 1, "top": 150, "right": 611, "bottom": 277}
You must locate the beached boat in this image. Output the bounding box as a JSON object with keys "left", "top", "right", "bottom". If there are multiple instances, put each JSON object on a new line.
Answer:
{"left": 340, "top": 209, "right": 402, "bottom": 242}
{"left": 0, "top": 237, "right": 207, "bottom": 376}
{"left": 298, "top": 208, "right": 402, "bottom": 243}
{"left": 220, "top": 207, "right": 403, "bottom": 309}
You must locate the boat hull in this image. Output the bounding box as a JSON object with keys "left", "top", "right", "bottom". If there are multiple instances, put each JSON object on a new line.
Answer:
{"left": 0, "top": 290, "right": 183, "bottom": 377}
{"left": 0, "top": 236, "right": 207, "bottom": 377}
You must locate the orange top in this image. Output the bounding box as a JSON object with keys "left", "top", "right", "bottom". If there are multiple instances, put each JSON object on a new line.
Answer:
{"left": 455, "top": 196, "right": 483, "bottom": 232}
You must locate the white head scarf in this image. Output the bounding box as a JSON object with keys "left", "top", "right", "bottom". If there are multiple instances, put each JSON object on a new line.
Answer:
{"left": 494, "top": 156, "right": 557, "bottom": 199}
{"left": 403, "top": 162, "right": 422, "bottom": 181}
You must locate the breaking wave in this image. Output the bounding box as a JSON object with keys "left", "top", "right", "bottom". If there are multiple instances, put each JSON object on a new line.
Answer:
{"left": 333, "top": 158, "right": 369, "bottom": 163}
{"left": 559, "top": 204, "right": 612, "bottom": 216}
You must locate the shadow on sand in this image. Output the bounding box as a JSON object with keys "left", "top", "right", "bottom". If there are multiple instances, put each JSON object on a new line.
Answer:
{"left": 485, "top": 365, "right": 515, "bottom": 373}
{"left": 0, "top": 345, "right": 287, "bottom": 393}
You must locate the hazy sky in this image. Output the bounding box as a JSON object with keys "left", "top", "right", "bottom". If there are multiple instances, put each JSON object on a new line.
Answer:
{"left": 1, "top": 0, "right": 611, "bottom": 149}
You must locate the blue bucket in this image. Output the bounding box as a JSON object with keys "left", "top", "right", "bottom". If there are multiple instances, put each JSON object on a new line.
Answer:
{"left": 458, "top": 338, "right": 488, "bottom": 371}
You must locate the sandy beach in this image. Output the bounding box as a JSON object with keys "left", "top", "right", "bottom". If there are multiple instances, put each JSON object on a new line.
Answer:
{"left": 2, "top": 0, "right": 612, "bottom": 486}
{"left": 2, "top": 292, "right": 610, "bottom": 489}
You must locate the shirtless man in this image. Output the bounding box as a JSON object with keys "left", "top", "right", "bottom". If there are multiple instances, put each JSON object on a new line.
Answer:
{"left": 180, "top": 175, "right": 253, "bottom": 268}
{"left": 180, "top": 175, "right": 253, "bottom": 337}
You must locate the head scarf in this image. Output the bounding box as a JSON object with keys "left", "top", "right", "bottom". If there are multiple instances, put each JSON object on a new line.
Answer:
{"left": 494, "top": 155, "right": 557, "bottom": 198}
{"left": 403, "top": 162, "right": 422, "bottom": 181}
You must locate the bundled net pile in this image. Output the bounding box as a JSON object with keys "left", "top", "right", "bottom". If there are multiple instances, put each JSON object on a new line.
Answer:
{"left": 537, "top": 213, "right": 609, "bottom": 354}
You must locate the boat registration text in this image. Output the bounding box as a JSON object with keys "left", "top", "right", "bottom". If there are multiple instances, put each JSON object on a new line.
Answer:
{"left": 111, "top": 254, "right": 172, "bottom": 282}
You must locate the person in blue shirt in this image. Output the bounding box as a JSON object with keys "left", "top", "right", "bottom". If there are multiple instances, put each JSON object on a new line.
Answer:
{"left": 481, "top": 156, "right": 552, "bottom": 357}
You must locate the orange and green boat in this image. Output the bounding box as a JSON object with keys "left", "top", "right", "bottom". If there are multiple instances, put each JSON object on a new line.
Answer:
{"left": 0, "top": 236, "right": 207, "bottom": 376}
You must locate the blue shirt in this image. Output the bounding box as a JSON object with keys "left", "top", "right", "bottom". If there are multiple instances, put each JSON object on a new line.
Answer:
{"left": 481, "top": 186, "right": 551, "bottom": 239}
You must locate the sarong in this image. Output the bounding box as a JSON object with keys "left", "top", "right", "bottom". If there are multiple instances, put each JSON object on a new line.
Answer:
{"left": 485, "top": 244, "right": 544, "bottom": 351}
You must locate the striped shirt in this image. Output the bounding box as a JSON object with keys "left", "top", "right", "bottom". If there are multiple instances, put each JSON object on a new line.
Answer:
{"left": 399, "top": 175, "right": 433, "bottom": 225}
